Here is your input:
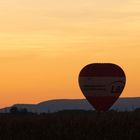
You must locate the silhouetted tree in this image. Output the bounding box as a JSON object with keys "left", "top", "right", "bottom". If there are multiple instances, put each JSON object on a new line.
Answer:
{"left": 20, "top": 108, "right": 28, "bottom": 114}
{"left": 9, "top": 107, "right": 29, "bottom": 114}
{"left": 10, "top": 106, "right": 19, "bottom": 114}
{"left": 134, "top": 108, "right": 140, "bottom": 113}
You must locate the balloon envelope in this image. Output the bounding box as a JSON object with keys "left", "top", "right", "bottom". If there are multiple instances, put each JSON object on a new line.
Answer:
{"left": 78, "top": 63, "right": 126, "bottom": 111}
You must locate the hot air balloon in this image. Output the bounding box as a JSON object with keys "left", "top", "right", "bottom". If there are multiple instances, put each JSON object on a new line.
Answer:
{"left": 78, "top": 63, "right": 126, "bottom": 112}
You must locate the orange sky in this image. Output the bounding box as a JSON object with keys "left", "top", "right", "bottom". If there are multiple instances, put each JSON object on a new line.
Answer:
{"left": 0, "top": 0, "right": 140, "bottom": 108}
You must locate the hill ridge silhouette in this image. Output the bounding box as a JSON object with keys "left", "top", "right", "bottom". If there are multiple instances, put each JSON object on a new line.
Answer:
{"left": 0, "top": 97, "right": 140, "bottom": 113}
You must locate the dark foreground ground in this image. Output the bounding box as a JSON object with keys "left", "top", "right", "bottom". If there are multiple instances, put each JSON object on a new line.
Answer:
{"left": 0, "top": 110, "right": 140, "bottom": 140}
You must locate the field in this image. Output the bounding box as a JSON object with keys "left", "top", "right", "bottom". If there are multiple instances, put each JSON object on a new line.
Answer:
{"left": 0, "top": 110, "right": 140, "bottom": 140}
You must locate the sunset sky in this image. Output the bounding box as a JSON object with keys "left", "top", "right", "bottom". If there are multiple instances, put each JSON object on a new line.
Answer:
{"left": 0, "top": 0, "right": 140, "bottom": 108}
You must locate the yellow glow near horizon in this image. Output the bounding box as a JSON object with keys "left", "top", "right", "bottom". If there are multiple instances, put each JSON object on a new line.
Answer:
{"left": 0, "top": 0, "right": 140, "bottom": 107}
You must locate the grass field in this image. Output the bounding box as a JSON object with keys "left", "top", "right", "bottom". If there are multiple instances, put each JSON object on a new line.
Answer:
{"left": 0, "top": 110, "right": 140, "bottom": 140}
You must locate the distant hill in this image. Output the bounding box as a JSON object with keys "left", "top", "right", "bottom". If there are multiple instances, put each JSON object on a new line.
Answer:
{"left": 0, "top": 97, "right": 140, "bottom": 113}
